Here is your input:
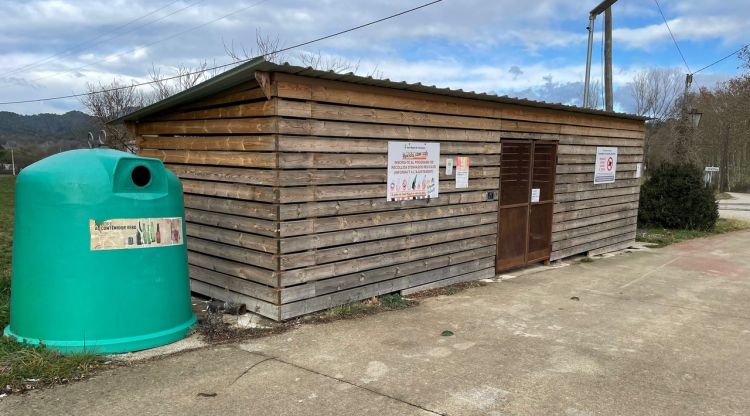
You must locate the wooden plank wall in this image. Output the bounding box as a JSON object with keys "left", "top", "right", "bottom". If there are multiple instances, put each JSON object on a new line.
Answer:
{"left": 495, "top": 103, "right": 644, "bottom": 261}
{"left": 131, "top": 81, "right": 284, "bottom": 319}
{"left": 271, "top": 73, "right": 501, "bottom": 319}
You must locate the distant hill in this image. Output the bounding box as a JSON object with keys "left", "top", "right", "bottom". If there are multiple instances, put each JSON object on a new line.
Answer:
{"left": 0, "top": 111, "right": 97, "bottom": 146}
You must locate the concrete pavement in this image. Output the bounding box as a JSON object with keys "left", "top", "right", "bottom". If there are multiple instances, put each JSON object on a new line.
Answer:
{"left": 719, "top": 192, "right": 750, "bottom": 221}
{"left": 3, "top": 230, "right": 750, "bottom": 415}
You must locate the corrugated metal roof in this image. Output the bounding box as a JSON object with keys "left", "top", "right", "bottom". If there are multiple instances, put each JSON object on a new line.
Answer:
{"left": 112, "top": 57, "right": 646, "bottom": 124}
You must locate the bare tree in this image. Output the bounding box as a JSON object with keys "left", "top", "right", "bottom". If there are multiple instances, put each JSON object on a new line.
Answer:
{"left": 79, "top": 80, "right": 146, "bottom": 152}
{"left": 224, "top": 29, "right": 288, "bottom": 64}
{"left": 629, "top": 67, "right": 683, "bottom": 121}
{"left": 148, "top": 60, "right": 219, "bottom": 101}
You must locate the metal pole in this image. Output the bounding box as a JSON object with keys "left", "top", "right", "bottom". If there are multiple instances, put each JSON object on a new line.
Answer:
{"left": 604, "top": 7, "right": 613, "bottom": 111}
{"left": 583, "top": 15, "right": 595, "bottom": 108}
{"left": 11, "top": 147, "right": 15, "bottom": 176}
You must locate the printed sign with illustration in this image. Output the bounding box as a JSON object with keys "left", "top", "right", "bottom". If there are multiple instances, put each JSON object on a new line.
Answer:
{"left": 387, "top": 141, "right": 440, "bottom": 201}
{"left": 455, "top": 156, "right": 470, "bottom": 189}
{"left": 90, "top": 217, "right": 184, "bottom": 251}
{"left": 594, "top": 147, "right": 618, "bottom": 184}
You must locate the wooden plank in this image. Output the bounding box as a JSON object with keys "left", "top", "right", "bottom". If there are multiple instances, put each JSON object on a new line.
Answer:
{"left": 281, "top": 215, "right": 497, "bottom": 253}
{"left": 278, "top": 100, "right": 503, "bottom": 130}
{"left": 150, "top": 100, "right": 276, "bottom": 121}
{"left": 278, "top": 178, "right": 499, "bottom": 203}
{"left": 140, "top": 149, "right": 277, "bottom": 168}
{"left": 138, "top": 118, "right": 277, "bottom": 135}
{"left": 280, "top": 234, "right": 497, "bottom": 286}
{"left": 280, "top": 201, "right": 497, "bottom": 237}
{"left": 187, "top": 222, "right": 277, "bottom": 253}
{"left": 555, "top": 178, "right": 641, "bottom": 193}
{"left": 190, "top": 265, "right": 278, "bottom": 304}
{"left": 551, "top": 224, "right": 637, "bottom": 251}
{"left": 185, "top": 194, "right": 276, "bottom": 221}
{"left": 278, "top": 166, "right": 499, "bottom": 187}
{"left": 558, "top": 135, "right": 643, "bottom": 147}
{"left": 501, "top": 119, "right": 561, "bottom": 135}
{"left": 280, "top": 244, "right": 496, "bottom": 303}
{"left": 553, "top": 193, "right": 640, "bottom": 213}
{"left": 280, "top": 191, "right": 492, "bottom": 220}
{"left": 278, "top": 152, "right": 500, "bottom": 169}
{"left": 559, "top": 125, "right": 644, "bottom": 139}
{"left": 555, "top": 170, "right": 639, "bottom": 184}
{"left": 273, "top": 74, "right": 644, "bottom": 132}
{"left": 281, "top": 225, "right": 498, "bottom": 270}
{"left": 401, "top": 267, "right": 495, "bottom": 296}
{"left": 141, "top": 135, "right": 276, "bottom": 151}
{"left": 166, "top": 164, "right": 277, "bottom": 187}
{"left": 183, "top": 181, "right": 276, "bottom": 204}
{"left": 556, "top": 163, "right": 637, "bottom": 174}
{"left": 188, "top": 251, "right": 277, "bottom": 287}
{"left": 551, "top": 231, "right": 635, "bottom": 260}
{"left": 278, "top": 119, "right": 499, "bottom": 142}
{"left": 190, "top": 279, "right": 280, "bottom": 320}
{"left": 553, "top": 207, "right": 639, "bottom": 231}
{"left": 558, "top": 144, "right": 643, "bottom": 155}
{"left": 185, "top": 209, "right": 277, "bottom": 237}
{"left": 277, "top": 135, "right": 502, "bottom": 154}
{"left": 279, "top": 262, "right": 495, "bottom": 319}
{"left": 557, "top": 154, "right": 643, "bottom": 164}
{"left": 554, "top": 186, "right": 640, "bottom": 203}
{"left": 551, "top": 216, "right": 638, "bottom": 242}
{"left": 173, "top": 84, "right": 265, "bottom": 112}
{"left": 188, "top": 237, "right": 277, "bottom": 270}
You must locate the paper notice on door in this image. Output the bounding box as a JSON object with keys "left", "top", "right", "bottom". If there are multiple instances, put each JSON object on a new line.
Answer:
{"left": 455, "top": 156, "right": 469, "bottom": 188}
{"left": 531, "top": 188, "right": 540, "bottom": 203}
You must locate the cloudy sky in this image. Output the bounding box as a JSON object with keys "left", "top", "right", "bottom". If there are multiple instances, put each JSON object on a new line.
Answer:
{"left": 0, "top": 0, "right": 748, "bottom": 114}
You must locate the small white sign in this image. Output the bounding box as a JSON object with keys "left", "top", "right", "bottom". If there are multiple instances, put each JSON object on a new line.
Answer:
{"left": 635, "top": 163, "right": 642, "bottom": 179}
{"left": 531, "top": 188, "right": 540, "bottom": 203}
{"left": 455, "top": 156, "right": 470, "bottom": 189}
{"left": 445, "top": 158, "right": 454, "bottom": 175}
{"left": 594, "top": 147, "right": 618, "bottom": 184}
{"left": 705, "top": 166, "right": 719, "bottom": 172}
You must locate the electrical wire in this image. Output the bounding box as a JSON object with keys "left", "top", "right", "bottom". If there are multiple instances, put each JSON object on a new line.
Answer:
{"left": 0, "top": 0, "right": 443, "bottom": 105}
{"left": 29, "top": 0, "right": 267, "bottom": 83}
{"left": 693, "top": 42, "right": 750, "bottom": 75}
{"left": 0, "top": 0, "right": 200, "bottom": 78}
{"left": 653, "top": 0, "right": 691, "bottom": 73}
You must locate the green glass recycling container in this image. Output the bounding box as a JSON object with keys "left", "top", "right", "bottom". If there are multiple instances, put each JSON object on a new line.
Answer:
{"left": 4, "top": 149, "right": 196, "bottom": 354}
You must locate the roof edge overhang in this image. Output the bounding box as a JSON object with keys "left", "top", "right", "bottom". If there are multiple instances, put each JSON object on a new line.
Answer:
{"left": 110, "top": 56, "right": 647, "bottom": 125}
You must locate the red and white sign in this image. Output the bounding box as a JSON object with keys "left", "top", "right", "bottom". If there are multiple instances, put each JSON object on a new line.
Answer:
{"left": 594, "top": 147, "right": 618, "bottom": 184}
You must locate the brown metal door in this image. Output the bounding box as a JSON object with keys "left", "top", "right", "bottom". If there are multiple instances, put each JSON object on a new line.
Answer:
{"left": 497, "top": 140, "right": 557, "bottom": 272}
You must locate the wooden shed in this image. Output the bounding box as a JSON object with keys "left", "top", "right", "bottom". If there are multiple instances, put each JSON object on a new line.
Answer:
{"left": 116, "top": 57, "right": 646, "bottom": 320}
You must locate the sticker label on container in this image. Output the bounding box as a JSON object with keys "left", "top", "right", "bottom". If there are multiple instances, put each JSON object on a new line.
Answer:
{"left": 90, "top": 217, "right": 183, "bottom": 251}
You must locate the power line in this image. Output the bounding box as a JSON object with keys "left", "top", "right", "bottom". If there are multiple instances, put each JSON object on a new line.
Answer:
{"left": 0, "top": 0, "right": 198, "bottom": 78}
{"left": 0, "top": 0, "right": 444, "bottom": 105}
{"left": 653, "top": 0, "right": 691, "bottom": 73}
{"left": 693, "top": 42, "right": 750, "bottom": 74}
{"left": 29, "top": 0, "right": 267, "bottom": 83}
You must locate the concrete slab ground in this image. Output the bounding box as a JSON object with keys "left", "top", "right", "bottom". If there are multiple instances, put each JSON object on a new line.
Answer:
{"left": 3, "top": 231, "right": 750, "bottom": 415}
{"left": 719, "top": 192, "right": 750, "bottom": 221}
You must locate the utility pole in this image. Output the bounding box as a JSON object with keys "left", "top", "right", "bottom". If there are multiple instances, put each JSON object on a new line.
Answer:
{"left": 604, "top": 8, "right": 613, "bottom": 111}
{"left": 583, "top": 0, "right": 618, "bottom": 109}
{"left": 11, "top": 147, "right": 15, "bottom": 176}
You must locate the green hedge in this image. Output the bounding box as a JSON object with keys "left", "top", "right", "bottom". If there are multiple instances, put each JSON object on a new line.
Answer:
{"left": 638, "top": 163, "right": 718, "bottom": 230}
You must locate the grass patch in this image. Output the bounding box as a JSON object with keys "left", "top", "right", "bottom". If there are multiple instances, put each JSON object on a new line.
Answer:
{"left": 407, "top": 281, "right": 487, "bottom": 299}
{"left": 579, "top": 257, "right": 595, "bottom": 263}
{"left": 636, "top": 218, "right": 750, "bottom": 248}
{"left": 0, "top": 176, "right": 106, "bottom": 395}
{"left": 715, "top": 192, "right": 734, "bottom": 200}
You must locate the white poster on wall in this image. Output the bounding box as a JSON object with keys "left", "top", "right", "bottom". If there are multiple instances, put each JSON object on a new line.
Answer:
{"left": 594, "top": 146, "right": 618, "bottom": 184}
{"left": 531, "top": 188, "right": 540, "bottom": 203}
{"left": 635, "top": 163, "right": 642, "bottom": 178}
{"left": 455, "top": 156, "right": 470, "bottom": 188}
{"left": 445, "top": 158, "right": 454, "bottom": 175}
{"left": 387, "top": 142, "right": 440, "bottom": 201}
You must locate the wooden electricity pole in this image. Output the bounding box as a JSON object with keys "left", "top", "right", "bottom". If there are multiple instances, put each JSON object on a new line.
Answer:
{"left": 584, "top": 0, "right": 618, "bottom": 109}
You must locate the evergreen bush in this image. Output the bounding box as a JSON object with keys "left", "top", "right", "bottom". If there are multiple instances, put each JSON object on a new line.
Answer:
{"left": 638, "top": 163, "right": 718, "bottom": 230}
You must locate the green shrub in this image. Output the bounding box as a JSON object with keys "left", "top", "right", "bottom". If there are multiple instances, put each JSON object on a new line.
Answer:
{"left": 638, "top": 163, "right": 718, "bottom": 230}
